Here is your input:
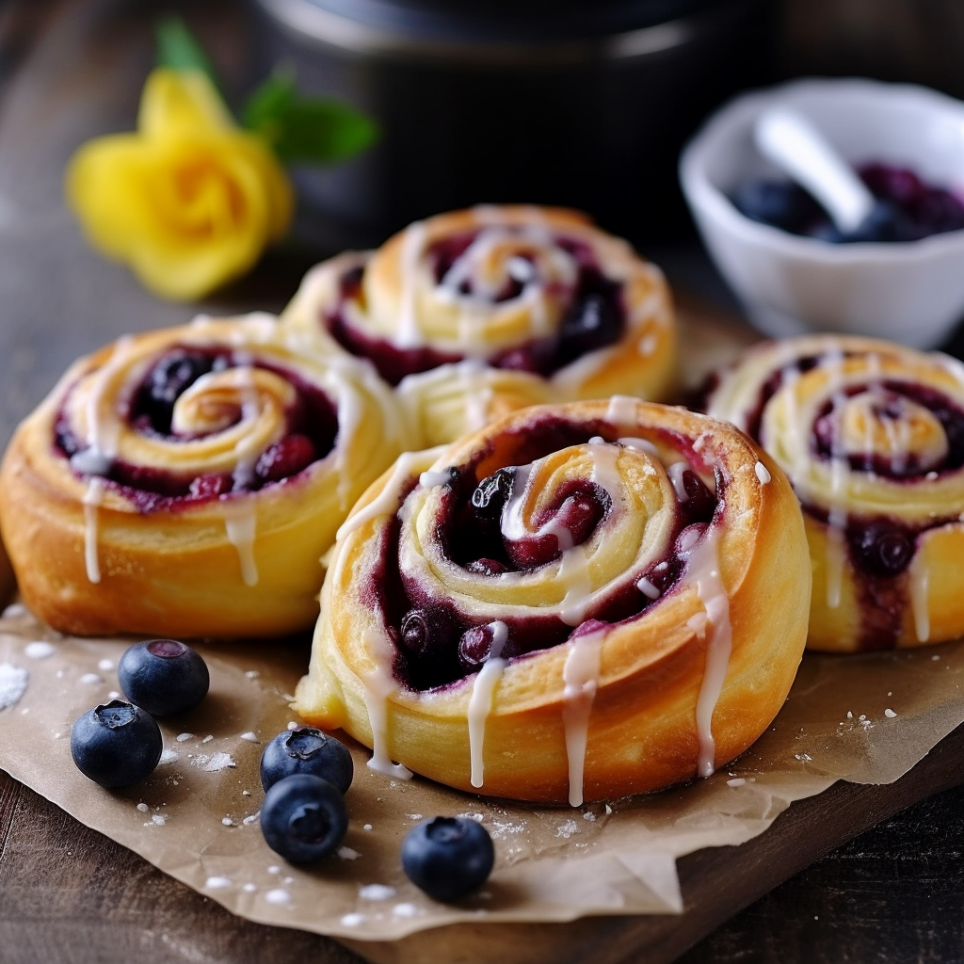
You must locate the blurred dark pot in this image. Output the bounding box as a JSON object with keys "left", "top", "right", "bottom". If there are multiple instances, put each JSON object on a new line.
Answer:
{"left": 248, "top": 0, "right": 777, "bottom": 251}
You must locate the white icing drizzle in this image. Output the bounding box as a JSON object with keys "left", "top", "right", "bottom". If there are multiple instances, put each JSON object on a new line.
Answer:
{"left": 636, "top": 576, "right": 661, "bottom": 600}
{"left": 755, "top": 461, "right": 771, "bottom": 484}
{"left": 561, "top": 626, "right": 605, "bottom": 807}
{"left": 82, "top": 477, "right": 107, "bottom": 583}
{"left": 667, "top": 461, "right": 691, "bottom": 503}
{"left": 821, "top": 347, "right": 849, "bottom": 610}
{"left": 467, "top": 621, "right": 508, "bottom": 789}
{"left": 329, "top": 364, "right": 366, "bottom": 511}
{"left": 396, "top": 221, "right": 427, "bottom": 348}
{"left": 605, "top": 394, "right": 639, "bottom": 427}
{"left": 619, "top": 436, "right": 658, "bottom": 455}
{"left": 223, "top": 503, "right": 259, "bottom": 586}
{"left": 686, "top": 523, "right": 733, "bottom": 780}
{"left": 909, "top": 551, "right": 931, "bottom": 644}
{"left": 337, "top": 449, "right": 446, "bottom": 541}
{"left": 418, "top": 467, "right": 452, "bottom": 488}
{"left": 360, "top": 628, "right": 414, "bottom": 781}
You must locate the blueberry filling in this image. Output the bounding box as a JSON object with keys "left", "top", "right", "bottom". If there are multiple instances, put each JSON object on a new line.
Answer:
{"left": 730, "top": 162, "right": 964, "bottom": 242}
{"left": 323, "top": 232, "right": 627, "bottom": 385}
{"left": 367, "top": 415, "right": 721, "bottom": 692}
{"left": 847, "top": 520, "right": 916, "bottom": 578}
{"left": 55, "top": 347, "right": 338, "bottom": 508}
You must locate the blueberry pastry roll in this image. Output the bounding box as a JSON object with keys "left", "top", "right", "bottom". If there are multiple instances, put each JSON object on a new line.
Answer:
{"left": 0, "top": 315, "right": 414, "bottom": 638}
{"left": 294, "top": 399, "right": 809, "bottom": 805}
{"left": 280, "top": 206, "right": 677, "bottom": 447}
{"left": 705, "top": 334, "right": 964, "bottom": 652}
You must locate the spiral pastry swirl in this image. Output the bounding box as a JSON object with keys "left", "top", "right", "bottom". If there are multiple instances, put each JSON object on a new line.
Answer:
{"left": 280, "top": 205, "right": 677, "bottom": 447}
{"left": 704, "top": 333, "right": 964, "bottom": 652}
{"left": 0, "top": 315, "right": 414, "bottom": 638}
{"left": 294, "top": 399, "right": 809, "bottom": 805}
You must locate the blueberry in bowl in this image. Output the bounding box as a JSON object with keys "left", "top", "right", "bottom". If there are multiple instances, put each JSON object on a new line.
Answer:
{"left": 680, "top": 77, "right": 964, "bottom": 348}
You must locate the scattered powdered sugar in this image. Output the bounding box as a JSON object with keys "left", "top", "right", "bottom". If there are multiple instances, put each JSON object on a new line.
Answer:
{"left": 97, "top": 658, "right": 114, "bottom": 672}
{"left": 555, "top": 820, "right": 580, "bottom": 839}
{"left": 0, "top": 664, "right": 28, "bottom": 709}
{"left": 201, "top": 735, "right": 214, "bottom": 744}
{"left": 79, "top": 673, "right": 103, "bottom": 685}
{"left": 24, "top": 641, "right": 55, "bottom": 660}
{"left": 136, "top": 802, "right": 149, "bottom": 813}
{"left": 341, "top": 913, "right": 365, "bottom": 927}
{"left": 239, "top": 732, "right": 259, "bottom": 743}
{"left": 221, "top": 817, "right": 235, "bottom": 827}
{"left": 144, "top": 814, "right": 167, "bottom": 827}
{"left": 727, "top": 777, "right": 747, "bottom": 787}
{"left": 393, "top": 903, "right": 418, "bottom": 917}
{"left": 264, "top": 889, "right": 290, "bottom": 905}
{"left": 176, "top": 733, "right": 194, "bottom": 742}
{"left": 884, "top": 708, "right": 898, "bottom": 718}
{"left": 206, "top": 876, "right": 231, "bottom": 889}
{"left": 338, "top": 847, "right": 361, "bottom": 860}
{"left": 242, "top": 814, "right": 260, "bottom": 826}
{"left": 359, "top": 884, "right": 396, "bottom": 901}
{"left": 158, "top": 748, "right": 178, "bottom": 765}
{"left": 245, "top": 670, "right": 260, "bottom": 679}
{"left": 191, "top": 752, "right": 236, "bottom": 772}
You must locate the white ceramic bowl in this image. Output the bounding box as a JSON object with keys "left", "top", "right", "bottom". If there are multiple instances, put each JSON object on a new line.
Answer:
{"left": 679, "top": 77, "right": 964, "bottom": 349}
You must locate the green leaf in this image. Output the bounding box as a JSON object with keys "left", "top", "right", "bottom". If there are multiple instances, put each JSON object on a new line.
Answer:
{"left": 242, "top": 70, "right": 379, "bottom": 166}
{"left": 155, "top": 16, "right": 219, "bottom": 86}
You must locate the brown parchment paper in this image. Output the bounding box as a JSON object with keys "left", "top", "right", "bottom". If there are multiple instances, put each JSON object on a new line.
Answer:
{"left": 0, "top": 601, "right": 963, "bottom": 942}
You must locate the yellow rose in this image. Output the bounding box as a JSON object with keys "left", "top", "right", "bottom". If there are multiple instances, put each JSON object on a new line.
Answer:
{"left": 65, "top": 68, "right": 293, "bottom": 301}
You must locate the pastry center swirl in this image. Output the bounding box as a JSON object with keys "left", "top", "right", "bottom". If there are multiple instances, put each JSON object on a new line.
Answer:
{"left": 384, "top": 426, "right": 719, "bottom": 692}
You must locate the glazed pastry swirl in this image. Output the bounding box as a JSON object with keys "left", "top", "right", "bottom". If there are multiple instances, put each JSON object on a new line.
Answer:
{"left": 705, "top": 334, "right": 964, "bottom": 652}
{"left": 0, "top": 315, "right": 414, "bottom": 638}
{"left": 295, "top": 399, "right": 810, "bottom": 805}
{"left": 280, "top": 205, "right": 677, "bottom": 447}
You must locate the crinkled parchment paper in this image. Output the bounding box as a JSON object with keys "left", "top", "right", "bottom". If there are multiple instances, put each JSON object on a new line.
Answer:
{"left": 0, "top": 600, "right": 962, "bottom": 943}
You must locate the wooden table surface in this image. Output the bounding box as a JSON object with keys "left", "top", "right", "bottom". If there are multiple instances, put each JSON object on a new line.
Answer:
{"left": 1, "top": 2, "right": 964, "bottom": 962}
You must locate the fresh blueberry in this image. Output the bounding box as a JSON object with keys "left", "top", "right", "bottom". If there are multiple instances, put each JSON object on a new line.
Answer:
{"left": 399, "top": 607, "right": 462, "bottom": 659}
{"left": 556, "top": 291, "right": 621, "bottom": 364}
{"left": 117, "top": 638, "right": 210, "bottom": 718}
{"left": 254, "top": 434, "right": 317, "bottom": 484}
{"left": 260, "top": 773, "right": 348, "bottom": 864}
{"left": 458, "top": 622, "right": 514, "bottom": 670}
{"left": 849, "top": 522, "right": 916, "bottom": 577}
{"left": 471, "top": 467, "right": 516, "bottom": 516}
{"left": 260, "top": 726, "right": 354, "bottom": 795}
{"left": 70, "top": 699, "right": 163, "bottom": 788}
{"left": 401, "top": 816, "right": 495, "bottom": 902}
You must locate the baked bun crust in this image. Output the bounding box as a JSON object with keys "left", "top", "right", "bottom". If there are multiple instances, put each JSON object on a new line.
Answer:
{"left": 705, "top": 333, "right": 964, "bottom": 652}
{"left": 0, "top": 314, "right": 414, "bottom": 638}
{"left": 280, "top": 206, "right": 677, "bottom": 447}
{"left": 295, "top": 399, "right": 810, "bottom": 805}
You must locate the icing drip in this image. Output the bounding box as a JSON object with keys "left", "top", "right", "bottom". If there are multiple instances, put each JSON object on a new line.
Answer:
{"left": 361, "top": 629, "right": 414, "bottom": 780}
{"left": 76, "top": 337, "right": 136, "bottom": 584}
{"left": 223, "top": 503, "right": 259, "bottom": 586}
{"left": 687, "top": 523, "right": 733, "bottom": 780}
{"left": 467, "top": 621, "right": 508, "bottom": 789}
{"left": 561, "top": 626, "right": 605, "bottom": 807}
{"left": 82, "top": 477, "right": 107, "bottom": 583}
{"left": 909, "top": 551, "right": 931, "bottom": 643}
{"left": 755, "top": 461, "right": 771, "bottom": 484}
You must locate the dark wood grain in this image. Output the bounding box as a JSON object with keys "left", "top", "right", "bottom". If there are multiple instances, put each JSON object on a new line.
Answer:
{"left": 2, "top": 1, "right": 964, "bottom": 962}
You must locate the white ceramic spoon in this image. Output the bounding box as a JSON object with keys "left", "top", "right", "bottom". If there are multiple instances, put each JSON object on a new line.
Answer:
{"left": 753, "top": 105, "right": 877, "bottom": 235}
